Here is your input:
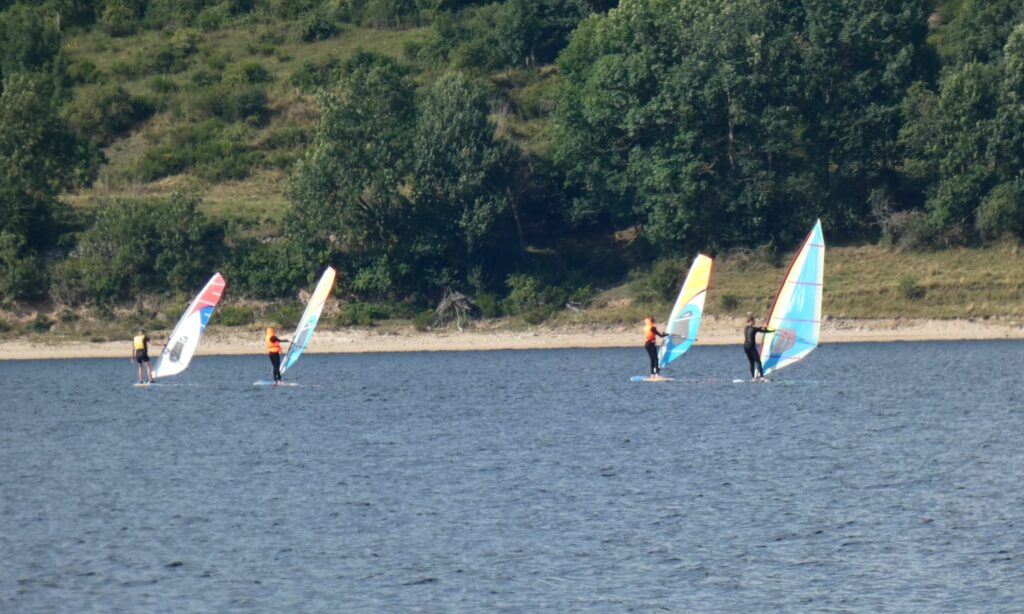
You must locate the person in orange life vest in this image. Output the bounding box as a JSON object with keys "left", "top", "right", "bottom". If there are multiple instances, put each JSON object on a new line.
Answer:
{"left": 130, "top": 329, "right": 156, "bottom": 384}
{"left": 643, "top": 316, "right": 667, "bottom": 377}
{"left": 266, "top": 327, "right": 290, "bottom": 383}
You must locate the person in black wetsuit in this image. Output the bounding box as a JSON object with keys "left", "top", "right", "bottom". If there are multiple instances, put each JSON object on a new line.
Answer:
{"left": 744, "top": 316, "right": 773, "bottom": 381}
{"left": 644, "top": 316, "right": 667, "bottom": 377}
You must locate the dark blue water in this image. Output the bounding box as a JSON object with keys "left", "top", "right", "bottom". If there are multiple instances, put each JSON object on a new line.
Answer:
{"left": 2, "top": 342, "right": 1023, "bottom": 612}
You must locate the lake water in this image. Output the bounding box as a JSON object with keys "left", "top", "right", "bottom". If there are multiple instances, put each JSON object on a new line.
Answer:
{"left": 2, "top": 341, "right": 1023, "bottom": 612}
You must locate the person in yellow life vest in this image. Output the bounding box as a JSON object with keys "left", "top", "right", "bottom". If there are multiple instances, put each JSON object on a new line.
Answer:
{"left": 130, "top": 329, "right": 155, "bottom": 384}
{"left": 643, "top": 316, "right": 667, "bottom": 377}
{"left": 266, "top": 327, "right": 290, "bottom": 383}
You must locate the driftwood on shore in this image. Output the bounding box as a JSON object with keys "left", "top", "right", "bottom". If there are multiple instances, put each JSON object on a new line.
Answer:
{"left": 432, "top": 289, "right": 479, "bottom": 331}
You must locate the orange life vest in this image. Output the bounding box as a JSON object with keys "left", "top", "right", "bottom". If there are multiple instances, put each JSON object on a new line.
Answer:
{"left": 266, "top": 330, "right": 281, "bottom": 354}
{"left": 644, "top": 319, "right": 657, "bottom": 342}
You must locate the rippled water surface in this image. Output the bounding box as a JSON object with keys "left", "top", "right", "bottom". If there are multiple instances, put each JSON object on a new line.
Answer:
{"left": 2, "top": 342, "right": 1023, "bottom": 612}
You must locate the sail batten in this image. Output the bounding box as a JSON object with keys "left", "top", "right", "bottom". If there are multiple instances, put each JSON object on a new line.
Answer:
{"left": 759, "top": 220, "right": 825, "bottom": 375}
{"left": 658, "top": 253, "right": 714, "bottom": 370}
{"left": 280, "top": 266, "right": 336, "bottom": 375}
{"left": 153, "top": 273, "right": 226, "bottom": 379}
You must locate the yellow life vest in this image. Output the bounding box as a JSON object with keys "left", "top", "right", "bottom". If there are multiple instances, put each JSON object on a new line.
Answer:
{"left": 133, "top": 335, "right": 147, "bottom": 350}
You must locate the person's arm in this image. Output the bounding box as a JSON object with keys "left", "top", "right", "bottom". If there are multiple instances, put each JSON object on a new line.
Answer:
{"left": 130, "top": 346, "right": 135, "bottom": 362}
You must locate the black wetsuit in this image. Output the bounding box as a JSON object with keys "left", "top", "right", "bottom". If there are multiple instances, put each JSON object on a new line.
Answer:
{"left": 268, "top": 335, "right": 284, "bottom": 382}
{"left": 645, "top": 326, "right": 666, "bottom": 375}
{"left": 744, "top": 325, "right": 770, "bottom": 378}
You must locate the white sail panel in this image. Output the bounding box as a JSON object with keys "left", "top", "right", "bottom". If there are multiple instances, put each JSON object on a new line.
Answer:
{"left": 153, "top": 273, "right": 226, "bottom": 379}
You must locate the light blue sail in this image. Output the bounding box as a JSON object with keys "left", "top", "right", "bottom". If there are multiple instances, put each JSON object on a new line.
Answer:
{"left": 658, "top": 253, "right": 713, "bottom": 370}
{"left": 280, "top": 267, "right": 336, "bottom": 375}
{"left": 759, "top": 220, "right": 825, "bottom": 375}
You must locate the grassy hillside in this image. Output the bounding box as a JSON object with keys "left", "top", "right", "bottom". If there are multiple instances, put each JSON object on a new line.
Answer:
{"left": 61, "top": 21, "right": 438, "bottom": 228}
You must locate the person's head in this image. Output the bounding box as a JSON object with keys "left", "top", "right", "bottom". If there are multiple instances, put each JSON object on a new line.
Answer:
{"left": 644, "top": 315, "right": 654, "bottom": 323}
{"left": 139, "top": 328, "right": 146, "bottom": 335}
{"left": 266, "top": 327, "right": 275, "bottom": 336}
{"left": 746, "top": 315, "right": 754, "bottom": 325}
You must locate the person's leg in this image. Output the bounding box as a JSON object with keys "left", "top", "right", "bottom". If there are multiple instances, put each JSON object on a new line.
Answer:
{"left": 137, "top": 361, "right": 144, "bottom": 383}
{"left": 271, "top": 353, "right": 282, "bottom": 381}
{"left": 645, "top": 341, "right": 658, "bottom": 375}
{"left": 745, "top": 347, "right": 757, "bottom": 379}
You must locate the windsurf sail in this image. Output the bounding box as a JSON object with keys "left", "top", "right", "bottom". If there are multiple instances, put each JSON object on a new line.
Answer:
{"left": 658, "top": 253, "right": 714, "bottom": 370}
{"left": 759, "top": 220, "right": 825, "bottom": 375}
{"left": 152, "top": 273, "right": 226, "bottom": 379}
{"left": 280, "top": 266, "right": 336, "bottom": 375}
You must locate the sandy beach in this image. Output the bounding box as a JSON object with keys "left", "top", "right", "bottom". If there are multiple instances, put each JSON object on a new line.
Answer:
{"left": 1, "top": 316, "right": 1022, "bottom": 361}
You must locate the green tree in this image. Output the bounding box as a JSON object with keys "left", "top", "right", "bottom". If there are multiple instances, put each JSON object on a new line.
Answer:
{"left": 285, "top": 52, "right": 417, "bottom": 297}
{"left": 0, "top": 73, "right": 98, "bottom": 251}
{"left": 57, "top": 193, "right": 225, "bottom": 303}
{"left": 411, "top": 72, "right": 519, "bottom": 291}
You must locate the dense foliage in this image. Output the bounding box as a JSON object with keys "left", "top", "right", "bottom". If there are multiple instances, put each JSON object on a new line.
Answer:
{"left": 1, "top": 0, "right": 1023, "bottom": 318}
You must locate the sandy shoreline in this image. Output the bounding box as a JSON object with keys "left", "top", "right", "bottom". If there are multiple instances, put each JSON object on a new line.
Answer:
{"left": 1, "top": 317, "right": 1022, "bottom": 361}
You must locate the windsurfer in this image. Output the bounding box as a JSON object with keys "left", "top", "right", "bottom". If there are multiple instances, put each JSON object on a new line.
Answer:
{"left": 744, "top": 316, "right": 773, "bottom": 382}
{"left": 131, "top": 329, "right": 156, "bottom": 384}
{"left": 644, "top": 316, "right": 667, "bottom": 377}
{"left": 266, "top": 327, "right": 289, "bottom": 383}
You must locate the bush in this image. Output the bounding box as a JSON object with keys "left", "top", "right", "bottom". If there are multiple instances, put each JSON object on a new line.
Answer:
{"left": 897, "top": 275, "right": 926, "bottom": 300}
{"left": 29, "top": 314, "right": 53, "bottom": 333}
{"left": 288, "top": 55, "right": 340, "bottom": 92}
{"left": 223, "top": 61, "right": 273, "bottom": 85}
{"left": 719, "top": 292, "right": 740, "bottom": 312}
{"left": 412, "top": 308, "right": 434, "bottom": 331}
{"left": 189, "top": 84, "right": 269, "bottom": 125}
{"left": 100, "top": 1, "right": 139, "bottom": 37}
{"left": 265, "top": 301, "right": 303, "bottom": 329}
{"left": 474, "top": 291, "right": 501, "bottom": 318}
{"left": 631, "top": 259, "right": 687, "bottom": 303}
{"left": 294, "top": 8, "right": 340, "bottom": 42}
{"left": 0, "top": 232, "right": 46, "bottom": 302}
{"left": 196, "top": 4, "right": 229, "bottom": 31}
{"left": 224, "top": 238, "right": 308, "bottom": 298}
{"left": 67, "top": 59, "right": 103, "bottom": 85}
{"left": 976, "top": 181, "right": 1024, "bottom": 240}
{"left": 336, "top": 302, "right": 386, "bottom": 326}
{"left": 215, "top": 304, "right": 255, "bottom": 326}
{"left": 132, "top": 120, "right": 263, "bottom": 182}
{"left": 63, "top": 84, "right": 153, "bottom": 145}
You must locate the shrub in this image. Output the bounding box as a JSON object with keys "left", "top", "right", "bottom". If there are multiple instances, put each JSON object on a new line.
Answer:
{"left": 224, "top": 238, "right": 308, "bottom": 299}
{"left": 976, "top": 181, "right": 1024, "bottom": 240}
{"left": 67, "top": 59, "right": 102, "bottom": 85}
{"left": 474, "top": 291, "right": 501, "bottom": 318}
{"left": 0, "top": 232, "right": 46, "bottom": 302}
{"left": 412, "top": 308, "right": 434, "bottom": 331}
{"left": 100, "top": 1, "right": 139, "bottom": 37}
{"left": 719, "top": 292, "right": 740, "bottom": 312}
{"left": 215, "top": 304, "right": 255, "bottom": 326}
{"left": 63, "top": 84, "right": 153, "bottom": 145}
{"left": 294, "top": 8, "right": 340, "bottom": 42}
{"left": 897, "top": 275, "right": 926, "bottom": 300}
{"left": 288, "top": 55, "right": 340, "bottom": 92}
{"left": 223, "top": 61, "right": 273, "bottom": 85}
{"left": 171, "top": 28, "right": 202, "bottom": 57}
{"left": 632, "top": 259, "right": 687, "bottom": 303}
{"left": 336, "top": 302, "right": 385, "bottom": 326}
{"left": 29, "top": 314, "right": 53, "bottom": 333}
{"left": 196, "top": 4, "right": 229, "bottom": 31}
{"left": 132, "top": 120, "right": 263, "bottom": 182}
{"left": 0, "top": 318, "right": 11, "bottom": 333}
{"left": 265, "top": 301, "right": 303, "bottom": 329}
